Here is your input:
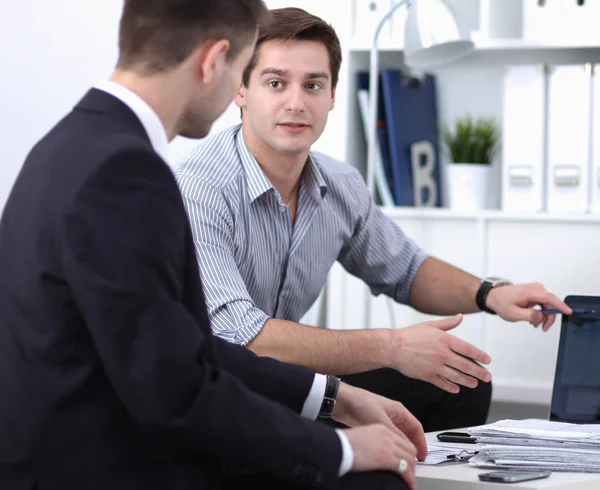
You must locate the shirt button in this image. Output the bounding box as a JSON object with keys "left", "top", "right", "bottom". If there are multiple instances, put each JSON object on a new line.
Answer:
{"left": 279, "top": 206, "right": 286, "bottom": 213}
{"left": 281, "top": 291, "right": 287, "bottom": 298}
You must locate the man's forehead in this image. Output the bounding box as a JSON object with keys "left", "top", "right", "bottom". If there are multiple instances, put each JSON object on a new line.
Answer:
{"left": 253, "top": 40, "right": 331, "bottom": 76}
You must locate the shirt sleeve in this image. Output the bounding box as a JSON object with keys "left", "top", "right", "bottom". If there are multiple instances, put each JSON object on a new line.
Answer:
{"left": 337, "top": 170, "right": 429, "bottom": 304}
{"left": 335, "top": 430, "right": 354, "bottom": 476}
{"left": 177, "top": 175, "right": 268, "bottom": 345}
{"left": 301, "top": 373, "right": 327, "bottom": 419}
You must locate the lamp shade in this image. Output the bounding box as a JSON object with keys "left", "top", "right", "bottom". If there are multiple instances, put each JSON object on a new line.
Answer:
{"left": 403, "top": 0, "right": 474, "bottom": 68}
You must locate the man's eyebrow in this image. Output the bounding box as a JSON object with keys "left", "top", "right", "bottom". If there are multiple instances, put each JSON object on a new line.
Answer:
{"left": 260, "top": 68, "right": 289, "bottom": 77}
{"left": 306, "top": 72, "right": 329, "bottom": 80}
{"left": 258, "top": 68, "right": 330, "bottom": 81}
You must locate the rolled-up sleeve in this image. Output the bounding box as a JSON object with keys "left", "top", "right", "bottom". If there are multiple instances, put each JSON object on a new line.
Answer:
{"left": 178, "top": 176, "right": 268, "bottom": 345}
{"left": 337, "top": 171, "right": 428, "bottom": 304}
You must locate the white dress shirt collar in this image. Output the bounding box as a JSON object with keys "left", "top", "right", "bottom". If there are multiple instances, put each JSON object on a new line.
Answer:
{"left": 93, "top": 80, "right": 170, "bottom": 163}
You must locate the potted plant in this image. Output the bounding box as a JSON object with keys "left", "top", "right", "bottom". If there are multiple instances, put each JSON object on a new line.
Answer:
{"left": 444, "top": 115, "right": 500, "bottom": 210}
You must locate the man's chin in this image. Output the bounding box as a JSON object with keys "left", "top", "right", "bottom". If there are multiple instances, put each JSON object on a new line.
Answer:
{"left": 179, "top": 123, "right": 212, "bottom": 140}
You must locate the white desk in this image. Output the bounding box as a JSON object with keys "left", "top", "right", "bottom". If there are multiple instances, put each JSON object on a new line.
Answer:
{"left": 416, "top": 431, "right": 600, "bottom": 489}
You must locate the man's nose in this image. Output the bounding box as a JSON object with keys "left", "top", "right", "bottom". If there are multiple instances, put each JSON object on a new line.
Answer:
{"left": 284, "top": 85, "right": 306, "bottom": 114}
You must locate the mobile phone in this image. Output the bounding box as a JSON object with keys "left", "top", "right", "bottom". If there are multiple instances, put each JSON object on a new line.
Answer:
{"left": 478, "top": 470, "right": 551, "bottom": 483}
{"left": 436, "top": 431, "right": 477, "bottom": 444}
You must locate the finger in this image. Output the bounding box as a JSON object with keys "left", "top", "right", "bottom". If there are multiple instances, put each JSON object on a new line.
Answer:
{"left": 524, "top": 288, "right": 572, "bottom": 315}
{"left": 394, "top": 410, "right": 427, "bottom": 461}
{"left": 392, "top": 453, "right": 416, "bottom": 490}
{"left": 430, "top": 374, "right": 460, "bottom": 394}
{"left": 402, "top": 468, "right": 416, "bottom": 490}
{"left": 377, "top": 412, "right": 406, "bottom": 439}
{"left": 439, "top": 366, "right": 480, "bottom": 389}
{"left": 540, "top": 294, "right": 573, "bottom": 315}
{"left": 447, "top": 354, "right": 492, "bottom": 383}
{"left": 448, "top": 337, "right": 491, "bottom": 365}
{"left": 529, "top": 309, "right": 544, "bottom": 327}
{"left": 542, "top": 313, "right": 556, "bottom": 332}
{"left": 431, "top": 313, "right": 463, "bottom": 332}
{"left": 402, "top": 466, "right": 416, "bottom": 490}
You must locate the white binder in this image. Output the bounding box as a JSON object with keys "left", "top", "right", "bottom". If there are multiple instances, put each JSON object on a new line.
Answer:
{"left": 546, "top": 65, "right": 591, "bottom": 213}
{"left": 521, "top": 0, "right": 565, "bottom": 44}
{"left": 591, "top": 65, "right": 600, "bottom": 214}
{"left": 352, "top": 0, "right": 395, "bottom": 49}
{"left": 501, "top": 65, "right": 546, "bottom": 212}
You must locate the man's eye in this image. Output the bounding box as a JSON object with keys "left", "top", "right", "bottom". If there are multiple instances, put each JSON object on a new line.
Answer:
{"left": 269, "top": 81, "right": 282, "bottom": 88}
{"left": 307, "top": 83, "right": 321, "bottom": 90}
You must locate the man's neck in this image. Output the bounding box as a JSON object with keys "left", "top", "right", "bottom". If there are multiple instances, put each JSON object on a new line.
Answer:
{"left": 109, "top": 69, "right": 188, "bottom": 142}
{"left": 241, "top": 123, "right": 309, "bottom": 203}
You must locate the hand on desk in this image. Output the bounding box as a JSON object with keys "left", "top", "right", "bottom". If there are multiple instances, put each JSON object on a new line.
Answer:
{"left": 343, "top": 425, "right": 418, "bottom": 489}
{"left": 486, "top": 283, "right": 572, "bottom": 332}
{"left": 388, "top": 314, "right": 492, "bottom": 394}
{"left": 334, "top": 383, "right": 426, "bottom": 489}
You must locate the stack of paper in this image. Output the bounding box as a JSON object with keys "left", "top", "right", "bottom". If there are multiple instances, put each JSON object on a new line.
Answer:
{"left": 467, "top": 419, "right": 600, "bottom": 472}
{"left": 470, "top": 445, "right": 600, "bottom": 473}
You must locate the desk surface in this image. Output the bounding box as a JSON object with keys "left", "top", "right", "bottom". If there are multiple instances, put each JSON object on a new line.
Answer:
{"left": 416, "top": 431, "right": 600, "bottom": 490}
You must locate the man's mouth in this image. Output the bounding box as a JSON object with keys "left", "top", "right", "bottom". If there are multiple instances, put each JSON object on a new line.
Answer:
{"left": 279, "top": 122, "right": 309, "bottom": 127}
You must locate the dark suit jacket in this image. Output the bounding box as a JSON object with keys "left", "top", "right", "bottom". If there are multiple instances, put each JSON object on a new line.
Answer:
{"left": 0, "top": 89, "right": 342, "bottom": 490}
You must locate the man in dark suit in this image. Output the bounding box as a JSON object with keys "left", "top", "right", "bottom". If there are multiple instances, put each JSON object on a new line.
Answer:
{"left": 0, "top": 1, "right": 427, "bottom": 489}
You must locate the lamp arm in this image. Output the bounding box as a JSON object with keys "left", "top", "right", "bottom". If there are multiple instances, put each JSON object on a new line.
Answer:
{"left": 367, "top": 0, "right": 411, "bottom": 198}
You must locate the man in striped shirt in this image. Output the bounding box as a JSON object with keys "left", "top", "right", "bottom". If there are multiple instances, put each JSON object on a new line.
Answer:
{"left": 176, "top": 7, "right": 571, "bottom": 431}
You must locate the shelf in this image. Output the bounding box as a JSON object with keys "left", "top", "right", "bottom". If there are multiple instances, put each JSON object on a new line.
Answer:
{"left": 380, "top": 206, "right": 600, "bottom": 224}
{"left": 349, "top": 38, "right": 600, "bottom": 64}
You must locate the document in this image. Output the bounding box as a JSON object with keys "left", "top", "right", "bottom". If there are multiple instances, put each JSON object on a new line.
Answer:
{"left": 468, "top": 419, "right": 600, "bottom": 472}
{"left": 470, "top": 445, "right": 600, "bottom": 473}
{"left": 469, "top": 418, "right": 600, "bottom": 442}
{"left": 418, "top": 445, "right": 476, "bottom": 465}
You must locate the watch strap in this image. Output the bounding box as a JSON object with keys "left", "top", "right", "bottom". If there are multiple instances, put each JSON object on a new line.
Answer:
{"left": 476, "top": 280, "right": 497, "bottom": 315}
{"left": 317, "top": 375, "right": 340, "bottom": 419}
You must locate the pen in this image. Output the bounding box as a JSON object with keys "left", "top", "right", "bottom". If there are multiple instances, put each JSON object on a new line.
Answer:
{"left": 541, "top": 308, "right": 596, "bottom": 315}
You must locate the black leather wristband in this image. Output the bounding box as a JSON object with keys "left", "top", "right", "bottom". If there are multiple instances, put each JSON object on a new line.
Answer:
{"left": 317, "top": 375, "right": 340, "bottom": 419}
{"left": 476, "top": 281, "right": 496, "bottom": 315}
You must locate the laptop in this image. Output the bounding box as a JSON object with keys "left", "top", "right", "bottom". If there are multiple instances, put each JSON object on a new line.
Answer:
{"left": 549, "top": 295, "right": 600, "bottom": 423}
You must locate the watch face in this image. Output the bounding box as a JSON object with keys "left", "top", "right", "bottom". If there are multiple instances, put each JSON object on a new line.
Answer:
{"left": 485, "top": 277, "right": 511, "bottom": 287}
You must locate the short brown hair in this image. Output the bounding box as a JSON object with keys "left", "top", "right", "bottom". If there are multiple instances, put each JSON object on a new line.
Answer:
{"left": 242, "top": 7, "right": 342, "bottom": 90}
{"left": 117, "top": 0, "right": 267, "bottom": 75}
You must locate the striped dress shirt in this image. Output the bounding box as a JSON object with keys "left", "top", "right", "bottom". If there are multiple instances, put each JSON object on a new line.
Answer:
{"left": 175, "top": 124, "right": 428, "bottom": 345}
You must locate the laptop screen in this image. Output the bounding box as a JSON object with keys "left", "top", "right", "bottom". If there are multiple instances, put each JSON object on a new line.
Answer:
{"left": 550, "top": 295, "right": 600, "bottom": 423}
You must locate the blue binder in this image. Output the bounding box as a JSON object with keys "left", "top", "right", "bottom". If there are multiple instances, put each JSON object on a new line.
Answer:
{"left": 380, "top": 69, "right": 442, "bottom": 207}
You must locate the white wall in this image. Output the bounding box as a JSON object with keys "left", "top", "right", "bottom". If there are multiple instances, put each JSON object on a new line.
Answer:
{"left": 0, "top": 1, "right": 123, "bottom": 213}
{"left": 0, "top": 0, "right": 249, "bottom": 212}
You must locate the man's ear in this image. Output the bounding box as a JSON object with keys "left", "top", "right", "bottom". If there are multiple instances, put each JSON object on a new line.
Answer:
{"left": 193, "top": 39, "right": 230, "bottom": 85}
{"left": 234, "top": 83, "right": 247, "bottom": 109}
{"left": 330, "top": 86, "right": 337, "bottom": 111}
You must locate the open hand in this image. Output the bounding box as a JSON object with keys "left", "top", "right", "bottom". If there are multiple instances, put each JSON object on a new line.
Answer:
{"left": 389, "top": 314, "right": 492, "bottom": 393}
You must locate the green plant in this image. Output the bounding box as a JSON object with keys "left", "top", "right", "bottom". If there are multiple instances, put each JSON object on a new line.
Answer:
{"left": 443, "top": 115, "right": 500, "bottom": 165}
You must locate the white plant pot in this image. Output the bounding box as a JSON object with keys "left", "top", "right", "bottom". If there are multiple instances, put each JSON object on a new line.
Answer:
{"left": 446, "top": 163, "right": 493, "bottom": 211}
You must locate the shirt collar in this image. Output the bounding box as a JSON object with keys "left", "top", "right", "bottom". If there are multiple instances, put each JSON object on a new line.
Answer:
{"left": 234, "top": 125, "right": 328, "bottom": 203}
{"left": 93, "top": 80, "right": 170, "bottom": 163}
